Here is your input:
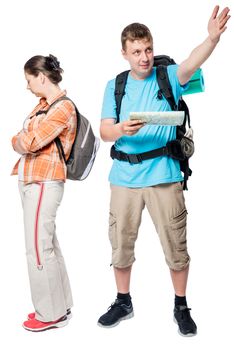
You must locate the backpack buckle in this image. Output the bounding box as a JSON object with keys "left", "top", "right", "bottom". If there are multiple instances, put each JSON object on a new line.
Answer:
{"left": 126, "top": 153, "right": 142, "bottom": 164}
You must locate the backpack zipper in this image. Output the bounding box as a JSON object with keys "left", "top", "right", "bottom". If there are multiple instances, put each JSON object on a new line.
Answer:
{"left": 81, "top": 122, "right": 91, "bottom": 148}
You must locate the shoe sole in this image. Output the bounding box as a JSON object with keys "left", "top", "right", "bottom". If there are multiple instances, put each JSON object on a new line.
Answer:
{"left": 23, "top": 318, "right": 69, "bottom": 332}
{"left": 28, "top": 312, "right": 72, "bottom": 321}
{"left": 97, "top": 311, "right": 134, "bottom": 328}
{"left": 66, "top": 311, "right": 72, "bottom": 320}
{"left": 173, "top": 317, "right": 197, "bottom": 337}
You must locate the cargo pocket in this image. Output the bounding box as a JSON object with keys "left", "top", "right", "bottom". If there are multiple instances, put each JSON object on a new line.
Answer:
{"left": 108, "top": 212, "right": 118, "bottom": 250}
{"left": 171, "top": 209, "right": 187, "bottom": 252}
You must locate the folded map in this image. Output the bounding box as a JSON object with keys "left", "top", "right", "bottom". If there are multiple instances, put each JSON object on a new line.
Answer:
{"left": 129, "top": 111, "right": 185, "bottom": 125}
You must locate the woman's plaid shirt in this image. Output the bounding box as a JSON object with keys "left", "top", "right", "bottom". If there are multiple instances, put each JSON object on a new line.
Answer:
{"left": 11, "top": 91, "right": 77, "bottom": 183}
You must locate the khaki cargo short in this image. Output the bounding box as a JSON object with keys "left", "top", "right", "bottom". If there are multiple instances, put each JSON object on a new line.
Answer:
{"left": 108, "top": 182, "right": 190, "bottom": 271}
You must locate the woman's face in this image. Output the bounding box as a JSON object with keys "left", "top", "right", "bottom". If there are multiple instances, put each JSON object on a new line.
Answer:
{"left": 25, "top": 72, "right": 45, "bottom": 97}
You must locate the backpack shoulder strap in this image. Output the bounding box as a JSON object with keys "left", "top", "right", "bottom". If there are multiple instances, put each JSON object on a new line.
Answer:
{"left": 49, "top": 96, "right": 79, "bottom": 115}
{"left": 47, "top": 96, "right": 79, "bottom": 163}
{"left": 156, "top": 65, "right": 177, "bottom": 111}
{"left": 114, "top": 66, "right": 181, "bottom": 118}
{"left": 36, "top": 96, "right": 79, "bottom": 117}
{"left": 114, "top": 70, "right": 130, "bottom": 123}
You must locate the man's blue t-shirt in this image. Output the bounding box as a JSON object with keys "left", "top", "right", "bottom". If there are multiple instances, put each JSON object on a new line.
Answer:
{"left": 101, "top": 65, "right": 188, "bottom": 187}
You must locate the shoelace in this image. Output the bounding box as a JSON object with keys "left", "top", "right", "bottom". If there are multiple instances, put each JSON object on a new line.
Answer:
{"left": 107, "top": 300, "right": 122, "bottom": 312}
{"left": 178, "top": 307, "right": 192, "bottom": 321}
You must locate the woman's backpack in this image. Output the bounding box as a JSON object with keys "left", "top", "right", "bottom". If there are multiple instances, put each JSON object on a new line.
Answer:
{"left": 48, "top": 96, "right": 100, "bottom": 180}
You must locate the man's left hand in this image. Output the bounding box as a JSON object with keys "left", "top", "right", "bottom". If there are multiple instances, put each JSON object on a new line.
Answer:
{"left": 208, "top": 5, "right": 230, "bottom": 44}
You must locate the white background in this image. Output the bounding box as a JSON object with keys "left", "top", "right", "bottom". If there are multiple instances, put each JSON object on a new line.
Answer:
{"left": 0, "top": 0, "right": 233, "bottom": 348}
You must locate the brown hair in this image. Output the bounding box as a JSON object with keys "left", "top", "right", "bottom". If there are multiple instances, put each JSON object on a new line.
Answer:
{"left": 121, "top": 23, "right": 153, "bottom": 51}
{"left": 24, "top": 54, "right": 63, "bottom": 84}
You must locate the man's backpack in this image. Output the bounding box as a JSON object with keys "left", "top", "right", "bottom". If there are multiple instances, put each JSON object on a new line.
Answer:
{"left": 112, "top": 54, "right": 194, "bottom": 190}
{"left": 43, "top": 96, "right": 100, "bottom": 180}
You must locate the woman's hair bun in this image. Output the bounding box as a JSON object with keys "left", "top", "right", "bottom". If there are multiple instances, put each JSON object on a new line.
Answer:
{"left": 46, "top": 54, "right": 62, "bottom": 72}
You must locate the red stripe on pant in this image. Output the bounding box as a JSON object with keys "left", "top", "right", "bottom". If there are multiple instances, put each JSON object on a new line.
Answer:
{"left": 34, "top": 183, "right": 45, "bottom": 270}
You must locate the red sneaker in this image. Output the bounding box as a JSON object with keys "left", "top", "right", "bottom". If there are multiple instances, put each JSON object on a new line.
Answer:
{"left": 28, "top": 309, "right": 72, "bottom": 320}
{"left": 27, "top": 312, "right": 36, "bottom": 320}
{"left": 23, "top": 315, "right": 68, "bottom": 332}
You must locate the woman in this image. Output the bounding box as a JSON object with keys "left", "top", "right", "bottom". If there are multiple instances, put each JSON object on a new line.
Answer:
{"left": 11, "top": 54, "right": 76, "bottom": 331}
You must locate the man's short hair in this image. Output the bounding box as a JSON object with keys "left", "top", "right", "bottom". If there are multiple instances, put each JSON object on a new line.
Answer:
{"left": 121, "top": 23, "right": 153, "bottom": 50}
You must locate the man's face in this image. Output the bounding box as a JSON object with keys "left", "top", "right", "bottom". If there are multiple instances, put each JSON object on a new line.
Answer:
{"left": 122, "top": 39, "right": 154, "bottom": 80}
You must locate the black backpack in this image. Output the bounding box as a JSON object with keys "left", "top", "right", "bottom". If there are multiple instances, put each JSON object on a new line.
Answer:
{"left": 112, "top": 55, "right": 194, "bottom": 190}
{"left": 37, "top": 96, "right": 100, "bottom": 180}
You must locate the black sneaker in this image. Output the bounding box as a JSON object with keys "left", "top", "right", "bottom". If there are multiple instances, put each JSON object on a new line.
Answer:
{"left": 174, "top": 305, "right": 197, "bottom": 337}
{"left": 97, "top": 298, "right": 134, "bottom": 328}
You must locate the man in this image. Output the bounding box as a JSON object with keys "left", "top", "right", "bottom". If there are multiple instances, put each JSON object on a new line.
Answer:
{"left": 98, "top": 6, "right": 230, "bottom": 336}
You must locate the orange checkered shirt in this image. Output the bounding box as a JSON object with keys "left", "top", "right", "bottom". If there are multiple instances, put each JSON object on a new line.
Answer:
{"left": 11, "top": 90, "right": 77, "bottom": 183}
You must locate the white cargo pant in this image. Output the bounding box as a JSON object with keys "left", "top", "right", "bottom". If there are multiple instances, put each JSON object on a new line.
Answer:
{"left": 18, "top": 181, "right": 73, "bottom": 322}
